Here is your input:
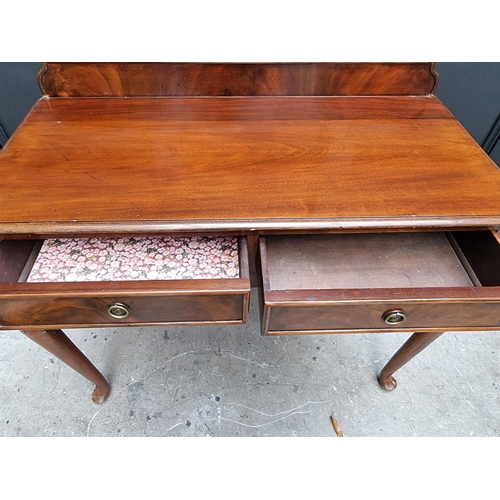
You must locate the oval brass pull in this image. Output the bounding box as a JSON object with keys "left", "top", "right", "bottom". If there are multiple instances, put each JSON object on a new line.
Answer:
{"left": 108, "top": 302, "right": 131, "bottom": 319}
{"left": 382, "top": 309, "right": 406, "bottom": 325}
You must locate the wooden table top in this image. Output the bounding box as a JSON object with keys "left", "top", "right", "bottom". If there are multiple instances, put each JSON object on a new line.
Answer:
{"left": 1, "top": 94, "right": 500, "bottom": 236}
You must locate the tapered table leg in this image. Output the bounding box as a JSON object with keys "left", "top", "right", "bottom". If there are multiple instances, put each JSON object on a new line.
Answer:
{"left": 378, "top": 331, "right": 445, "bottom": 391}
{"left": 21, "top": 329, "right": 110, "bottom": 404}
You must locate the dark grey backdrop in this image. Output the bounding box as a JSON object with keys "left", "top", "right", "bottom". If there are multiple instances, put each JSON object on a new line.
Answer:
{"left": 0, "top": 63, "right": 499, "bottom": 163}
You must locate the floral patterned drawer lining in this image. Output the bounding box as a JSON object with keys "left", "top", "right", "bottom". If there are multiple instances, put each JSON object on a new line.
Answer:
{"left": 27, "top": 236, "right": 240, "bottom": 282}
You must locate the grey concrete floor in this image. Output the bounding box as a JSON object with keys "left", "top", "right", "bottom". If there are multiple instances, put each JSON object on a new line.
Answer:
{"left": 1, "top": 291, "right": 500, "bottom": 437}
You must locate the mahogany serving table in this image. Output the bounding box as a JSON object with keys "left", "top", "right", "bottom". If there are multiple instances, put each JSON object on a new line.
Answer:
{"left": 2, "top": 62, "right": 500, "bottom": 403}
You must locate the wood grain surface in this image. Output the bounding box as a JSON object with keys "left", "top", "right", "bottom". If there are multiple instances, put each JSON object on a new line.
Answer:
{"left": 0, "top": 293, "right": 248, "bottom": 329}
{"left": 1, "top": 95, "right": 500, "bottom": 235}
{"left": 266, "top": 301, "right": 500, "bottom": 333}
{"left": 38, "top": 62, "right": 439, "bottom": 97}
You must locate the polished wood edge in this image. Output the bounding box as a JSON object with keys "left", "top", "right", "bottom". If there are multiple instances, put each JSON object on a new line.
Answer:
{"left": 241, "top": 290, "right": 251, "bottom": 324}
{"left": 4, "top": 319, "right": 247, "bottom": 331}
{"left": 37, "top": 63, "right": 49, "bottom": 94}
{"left": 255, "top": 237, "right": 274, "bottom": 336}
{"left": 3, "top": 218, "right": 500, "bottom": 238}
{"left": 238, "top": 236, "right": 250, "bottom": 279}
{"left": 261, "top": 300, "right": 272, "bottom": 336}
{"left": 235, "top": 234, "right": 251, "bottom": 324}
{"left": 258, "top": 237, "right": 271, "bottom": 293}
{"left": 429, "top": 62, "right": 439, "bottom": 93}
{"left": 265, "top": 326, "right": 500, "bottom": 335}
{"left": 263, "top": 286, "right": 500, "bottom": 303}
{"left": 490, "top": 227, "right": 500, "bottom": 244}
{"left": 17, "top": 240, "right": 44, "bottom": 282}
{"left": 254, "top": 238, "right": 271, "bottom": 336}
{"left": 0, "top": 278, "right": 251, "bottom": 298}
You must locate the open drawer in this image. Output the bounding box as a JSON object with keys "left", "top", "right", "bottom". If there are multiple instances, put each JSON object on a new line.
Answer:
{"left": 0, "top": 235, "right": 250, "bottom": 329}
{"left": 259, "top": 231, "right": 500, "bottom": 335}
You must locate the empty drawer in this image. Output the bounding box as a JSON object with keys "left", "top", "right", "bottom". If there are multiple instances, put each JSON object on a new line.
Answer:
{"left": 259, "top": 231, "right": 500, "bottom": 335}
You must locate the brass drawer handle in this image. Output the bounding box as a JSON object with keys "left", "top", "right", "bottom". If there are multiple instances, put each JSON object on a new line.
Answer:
{"left": 108, "top": 302, "right": 131, "bottom": 319}
{"left": 382, "top": 309, "right": 406, "bottom": 325}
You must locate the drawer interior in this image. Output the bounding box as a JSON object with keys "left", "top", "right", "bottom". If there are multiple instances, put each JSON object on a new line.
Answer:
{"left": 262, "top": 231, "right": 500, "bottom": 291}
{"left": 0, "top": 235, "right": 247, "bottom": 284}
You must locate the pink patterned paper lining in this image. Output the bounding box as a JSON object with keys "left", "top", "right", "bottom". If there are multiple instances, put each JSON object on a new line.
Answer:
{"left": 27, "top": 236, "right": 240, "bottom": 282}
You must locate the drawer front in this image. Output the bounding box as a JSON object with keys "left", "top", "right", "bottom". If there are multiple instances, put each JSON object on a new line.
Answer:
{"left": 264, "top": 300, "right": 500, "bottom": 334}
{"left": 0, "top": 291, "right": 248, "bottom": 329}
